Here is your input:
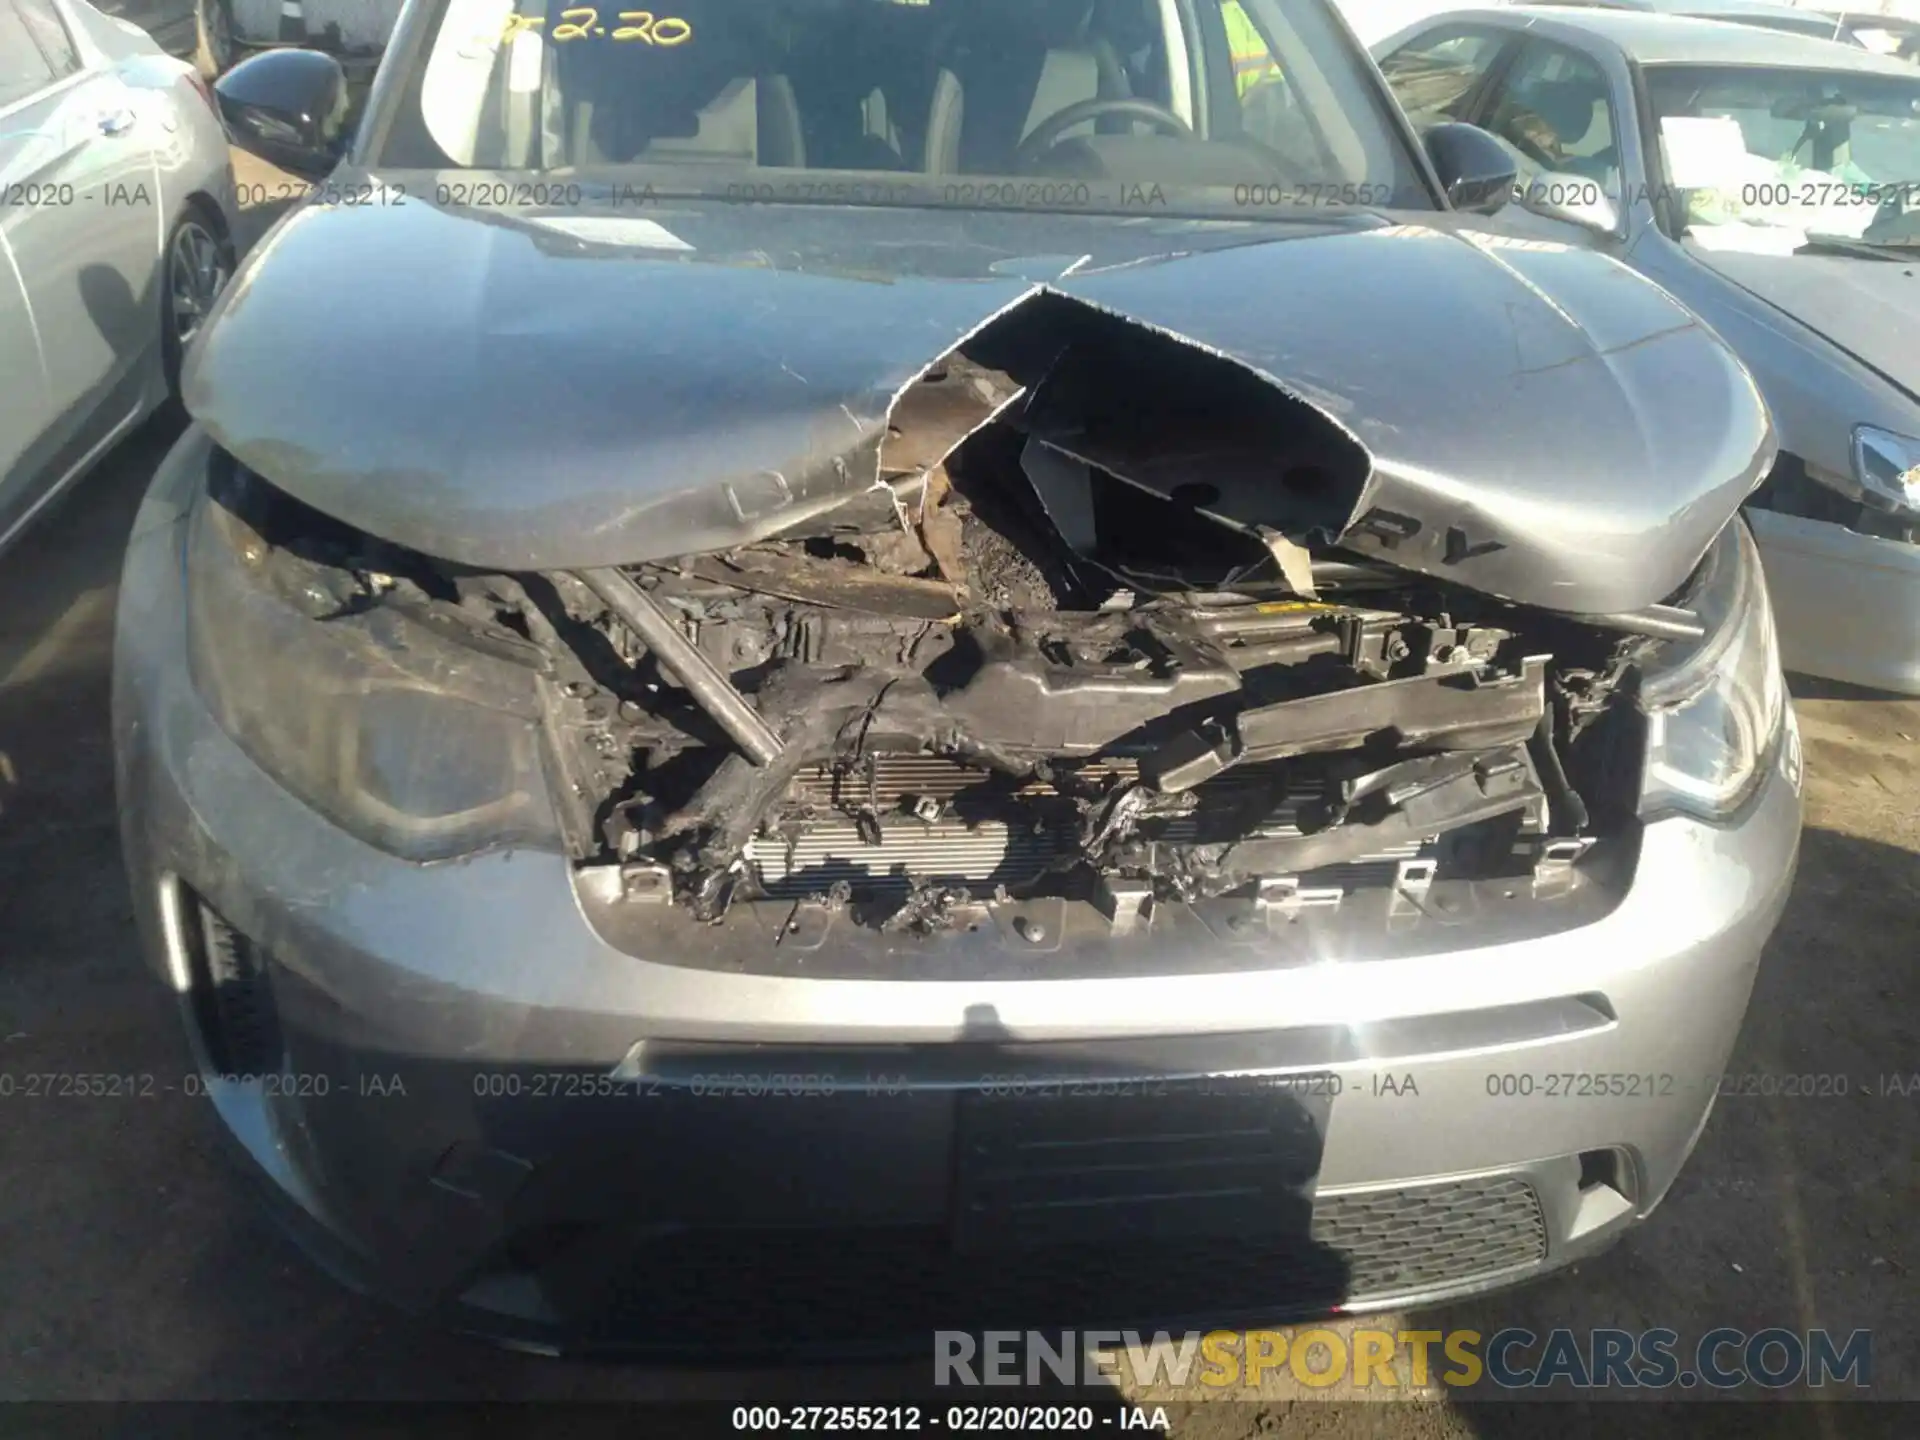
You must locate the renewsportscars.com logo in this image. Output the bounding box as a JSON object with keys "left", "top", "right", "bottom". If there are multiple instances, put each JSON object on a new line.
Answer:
{"left": 935, "top": 1328, "right": 1872, "bottom": 1391}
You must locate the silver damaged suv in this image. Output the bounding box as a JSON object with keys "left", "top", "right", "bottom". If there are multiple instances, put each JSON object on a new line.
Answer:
{"left": 114, "top": 0, "right": 1803, "bottom": 1349}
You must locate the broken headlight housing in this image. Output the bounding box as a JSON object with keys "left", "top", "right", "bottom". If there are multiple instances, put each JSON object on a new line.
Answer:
{"left": 1638, "top": 521, "right": 1786, "bottom": 821}
{"left": 184, "top": 487, "right": 560, "bottom": 861}
{"left": 1852, "top": 425, "right": 1920, "bottom": 516}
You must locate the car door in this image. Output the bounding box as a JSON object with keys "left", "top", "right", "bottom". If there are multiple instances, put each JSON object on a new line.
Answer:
{"left": 0, "top": 226, "right": 37, "bottom": 504}
{"left": 0, "top": 0, "right": 62, "bottom": 526}
{"left": 0, "top": 0, "right": 161, "bottom": 533}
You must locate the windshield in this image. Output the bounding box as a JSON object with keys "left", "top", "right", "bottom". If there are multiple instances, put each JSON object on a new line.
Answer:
{"left": 364, "top": 0, "right": 1431, "bottom": 215}
{"left": 1645, "top": 63, "right": 1920, "bottom": 252}
{"left": 1706, "top": 14, "right": 1860, "bottom": 45}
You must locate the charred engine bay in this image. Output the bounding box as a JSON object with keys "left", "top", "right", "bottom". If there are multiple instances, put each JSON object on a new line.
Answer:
{"left": 549, "top": 511, "right": 1643, "bottom": 935}
{"left": 524, "top": 323, "right": 1657, "bottom": 938}
{"left": 214, "top": 298, "right": 1666, "bottom": 943}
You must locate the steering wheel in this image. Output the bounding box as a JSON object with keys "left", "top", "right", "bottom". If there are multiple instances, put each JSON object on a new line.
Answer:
{"left": 1013, "top": 98, "right": 1194, "bottom": 169}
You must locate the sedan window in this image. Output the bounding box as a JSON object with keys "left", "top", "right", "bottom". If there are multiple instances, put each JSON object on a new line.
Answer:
{"left": 14, "top": 0, "right": 78, "bottom": 78}
{"left": 1377, "top": 26, "right": 1506, "bottom": 131}
{"left": 0, "top": 1, "right": 57, "bottom": 110}
{"left": 1482, "top": 39, "right": 1622, "bottom": 201}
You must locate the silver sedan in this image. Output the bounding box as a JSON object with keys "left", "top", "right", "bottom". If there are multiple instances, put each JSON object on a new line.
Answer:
{"left": 1376, "top": 11, "right": 1920, "bottom": 693}
{"left": 1, "top": 0, "right": 237, "bottom": 554}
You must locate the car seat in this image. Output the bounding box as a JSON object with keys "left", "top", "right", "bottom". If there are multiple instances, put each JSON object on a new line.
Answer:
{"left": 1515, "top": 76, "right": 1619, "bottom": 185}
{"left": 924, "top": 0, "right": 1131, "bottom": 173}
{"left": 558, "top": 17, "right": 805, "bottom": 168}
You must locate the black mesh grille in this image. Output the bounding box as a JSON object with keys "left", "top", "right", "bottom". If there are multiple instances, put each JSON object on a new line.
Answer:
{"left": 182, "top": 890, "right": 282, "bottom": 1078}
{"left": 583, "top": 1175, "right": 1546, "bottom": 1346}
{"left": 1319, "top": 1175, "right": 1548, "bottom": 1297}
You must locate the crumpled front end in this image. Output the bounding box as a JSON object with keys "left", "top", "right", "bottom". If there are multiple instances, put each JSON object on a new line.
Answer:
{"left": 120, "top": 282, "right": 1806, "bottom": 1341}
{"left": 188, "top": 292, "right": 1709, "bottom": 962}
{"left": 126, "top": 196, "right": 1803, "bottom": 1343}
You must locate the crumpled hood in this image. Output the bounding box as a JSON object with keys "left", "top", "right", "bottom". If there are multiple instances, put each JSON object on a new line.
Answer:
{"left": 187, "top": 186, "right": 1771, "bottom": 615}
{"left": 1686, "top": 244, "right": 1920, "bottom": 404}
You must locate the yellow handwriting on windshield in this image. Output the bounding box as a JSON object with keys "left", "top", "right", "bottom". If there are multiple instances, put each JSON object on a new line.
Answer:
{"left": 522, "top": 7, "right": 692, "bottom": 42}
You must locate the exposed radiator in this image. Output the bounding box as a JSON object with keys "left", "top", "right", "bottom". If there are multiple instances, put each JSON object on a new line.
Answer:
{"left": 747, "top": 756, "right": 1440, "bottom": 900}
{"left": 746, "top": 816, "right": 1068, "bottom": 896}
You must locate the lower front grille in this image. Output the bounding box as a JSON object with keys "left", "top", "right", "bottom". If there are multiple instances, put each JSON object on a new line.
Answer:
{"left": 1319, "top": 1174, "right": 1548, "bottom": 1297}
{"left": 580, "top": 1175, "right": 1547, "bottom": 1346}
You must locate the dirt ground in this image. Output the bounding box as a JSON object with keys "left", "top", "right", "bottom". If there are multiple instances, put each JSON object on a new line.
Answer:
{"left": 0, "top": 156, "right": 1914, "bottom": 1431}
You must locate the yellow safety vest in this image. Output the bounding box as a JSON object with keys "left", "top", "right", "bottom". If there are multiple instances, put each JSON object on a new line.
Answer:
{"left": 1223, "top": 0, "right": 1283, "bottom": 98}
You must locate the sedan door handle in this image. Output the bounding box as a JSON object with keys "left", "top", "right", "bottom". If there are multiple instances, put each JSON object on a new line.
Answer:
{"left": 97, "top": 108, "right": 137, "bottom": 136}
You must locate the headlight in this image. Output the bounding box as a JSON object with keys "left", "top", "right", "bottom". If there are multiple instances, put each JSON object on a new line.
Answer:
{"left": 1639, "top": 521, "right": 1786, "bottom": 820}
{"left": 1852, "top": 426, "right": 1920, "bottom": 516}
{"left": 185, "top": 481, "right": 560, "bottom": 861}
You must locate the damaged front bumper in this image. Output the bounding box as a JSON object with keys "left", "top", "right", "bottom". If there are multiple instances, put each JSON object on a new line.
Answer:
{"left": 116, "top": 434, "right": 1804, "bottom": 1345}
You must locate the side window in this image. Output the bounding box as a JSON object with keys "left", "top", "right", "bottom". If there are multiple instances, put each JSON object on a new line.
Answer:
{"left": 1221, "top": 0, "right": 1281, "bottom": 101}
{"left": 1377, "top": 27, "right": 1506, "bottom": 131}
{"left": 1211, "top": 0, "right": 1321, "bottom": 173}
{"left": 1190, "top": 0, "right": 1421, "bottom": 200}
{"left": 0, "top": 0, "right": 58, "bottom": 110}
{"left": 1482, "top": 40, "right": 1621, "bottom": 198}
{"left": 15, "top": 0, "right": 79, "bottom": 80}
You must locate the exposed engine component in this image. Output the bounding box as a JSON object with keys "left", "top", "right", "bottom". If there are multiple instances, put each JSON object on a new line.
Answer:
{"left": 577, "top": 566, "right": 784, "bottom": 767}
{"left": 742, "top": 752, "right": 1504, "bottom": 908}
{"left": 210, "top": 311, "right": 1667, "bottom": 935}
{"left": 538, "top": 478, "right": 1641, "bottom": 926}
{"left": 506, "top": 310, "right": 1666, "bottom": 929}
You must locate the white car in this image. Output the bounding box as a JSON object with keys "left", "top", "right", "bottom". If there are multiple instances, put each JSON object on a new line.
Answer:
{"left": 0, "top": 0, "right": 238, "bottom": 552}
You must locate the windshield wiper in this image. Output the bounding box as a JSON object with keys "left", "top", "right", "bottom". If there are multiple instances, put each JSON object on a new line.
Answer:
{"left": 1797, "top": 234, "right": 1920, "bottom": 260}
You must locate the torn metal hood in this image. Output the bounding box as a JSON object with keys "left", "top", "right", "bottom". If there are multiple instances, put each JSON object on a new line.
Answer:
{"left": 186, "top": 187, "right": 1772, "bottom": 614}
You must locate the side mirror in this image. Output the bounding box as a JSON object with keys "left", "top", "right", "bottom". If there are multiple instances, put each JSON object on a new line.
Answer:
{"left": 214, "top": 49, "right": 350, "bottom": 180}
{"left": 1423, "top": 122, "right": 1517, "bottom": 215}
{"left": 1516, "top": 172, "right": 1622, "bottom": 234}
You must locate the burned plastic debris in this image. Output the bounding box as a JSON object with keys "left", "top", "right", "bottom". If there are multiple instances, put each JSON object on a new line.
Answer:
{"left": 522, "top": 300, "right": 1655, "bottom": 929}
{"left": 209, "top": 296, "right": 1665, "bottom": 932}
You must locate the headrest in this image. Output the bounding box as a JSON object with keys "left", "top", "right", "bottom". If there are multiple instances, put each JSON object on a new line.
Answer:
{"left": 1522, "top": 78, "right": 1602, "bottom": 145}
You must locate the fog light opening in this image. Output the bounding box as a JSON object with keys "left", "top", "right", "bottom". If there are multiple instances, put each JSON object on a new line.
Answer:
{"left": 1568, "top": 1147, "right": 1638, "bottom": 1241}
{"left": 176, "top": 886, "right": 284, "bottom": 1080}
{"left": 1577, "top": 1148, "right": 1621, "bottom": 1195}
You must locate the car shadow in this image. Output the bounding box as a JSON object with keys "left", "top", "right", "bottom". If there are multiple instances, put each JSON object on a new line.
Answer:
{"left": 78, "top": 264, "right": 147, "bottom": 367}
